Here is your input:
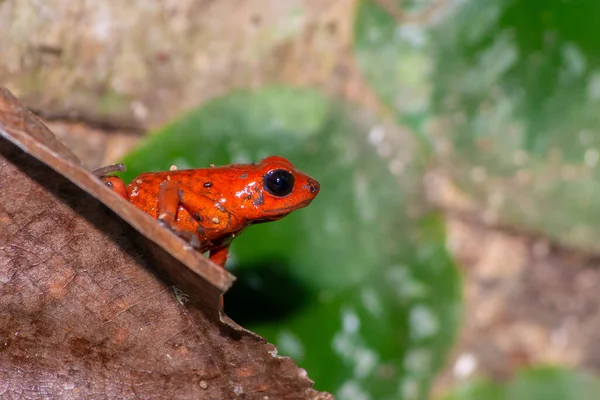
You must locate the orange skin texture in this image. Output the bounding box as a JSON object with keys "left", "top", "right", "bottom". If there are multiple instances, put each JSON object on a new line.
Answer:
{"left": 99, "top": 156, "right": 320, "bottom": 268}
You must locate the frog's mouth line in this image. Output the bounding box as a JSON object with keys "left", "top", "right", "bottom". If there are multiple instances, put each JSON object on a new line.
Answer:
{"left": 251, "top": 197, "right": 315, "bottom": 224}
{"left": 253, "top": 213, "right": 290, "bottom": 224}
{"left": 264, "top": 198, "right": 314, "bottom": 215}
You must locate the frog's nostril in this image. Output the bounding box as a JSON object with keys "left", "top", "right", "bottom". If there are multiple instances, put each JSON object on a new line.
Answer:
{"left": 306, "top": 179, "right": 320, "bottom": 195}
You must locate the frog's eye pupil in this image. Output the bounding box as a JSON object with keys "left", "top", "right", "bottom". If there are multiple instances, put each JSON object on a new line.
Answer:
{"left": 264, "top": 169, "right": 295, "bottom": 197}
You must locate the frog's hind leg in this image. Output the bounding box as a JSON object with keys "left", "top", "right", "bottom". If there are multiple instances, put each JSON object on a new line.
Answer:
{"left": 157, "top": 179, "right": 180, "bottom": 227}
{"left": 101, "top": 176, "right": 129, "bottom": 199}
{"left": 157, "top": 179, "right": 201, "bottom": 249}
{"left": 93, "top": 164, "right": 129, "bottom": 200}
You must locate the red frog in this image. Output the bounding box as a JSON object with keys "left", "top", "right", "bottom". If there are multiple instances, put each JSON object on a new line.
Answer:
{"left": 94, "top": 156, "right": 320, "bottom": 268}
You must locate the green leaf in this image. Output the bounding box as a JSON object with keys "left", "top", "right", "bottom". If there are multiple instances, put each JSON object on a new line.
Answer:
{"left": 354, "top": 0, "right": 600, "bottom": 252}
{"left": 428, "top": 0, "right": 600, "bottom": 251}
{"left": 119, "top": 86, "right": 461, "bottom": 398}
{"left": 354, "top": 0, "right": 433, "bottom": 136}
{"left": 440, "top": 367, "right": 600, "bottom": 400}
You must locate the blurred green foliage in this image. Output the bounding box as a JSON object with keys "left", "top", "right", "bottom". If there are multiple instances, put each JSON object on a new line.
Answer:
{"left": 353, "top": 0, "right": 600, "bottom": 398}
{"left": 428, "top": 0, "right": 600, "bottom": 251}
{"left": 441, "top": 367, "right": 600, "bottom": 400}
{"left": 356, "top": 0, "right": 600, "bottom": 251}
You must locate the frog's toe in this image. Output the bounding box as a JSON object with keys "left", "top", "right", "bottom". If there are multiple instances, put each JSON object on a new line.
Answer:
{"left": 158, "top": 218, "right": 172, "bottom": 230}
{"left": 177, "top": 230, "right": 202, "bottom": 249}
{"left": 92, "top": 163, "right": 126, "bottom": 177}
{"left": 188, "top": 234, "right": 201, "bottom": 249}
{"left": 159, "top": 221, "right": 202, "bottom": 249}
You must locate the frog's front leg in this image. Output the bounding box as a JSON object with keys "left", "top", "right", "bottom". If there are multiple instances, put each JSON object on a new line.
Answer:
{"left": 208, "top": 245, "right": 230, "bottom": 268}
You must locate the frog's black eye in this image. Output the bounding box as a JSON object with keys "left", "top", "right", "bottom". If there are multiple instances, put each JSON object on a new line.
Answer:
{"left": 264, "top": 169, "right": 295, "bottom": 197}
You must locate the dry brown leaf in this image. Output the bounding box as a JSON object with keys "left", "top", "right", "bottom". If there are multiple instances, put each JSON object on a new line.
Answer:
{"left": 0, "top": 86, "right": 331, "bottom": 399}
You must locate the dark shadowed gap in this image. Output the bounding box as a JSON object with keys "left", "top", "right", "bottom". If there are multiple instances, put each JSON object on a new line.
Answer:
{"left": 224, "top": 259, "right": 313, "bottom": 324}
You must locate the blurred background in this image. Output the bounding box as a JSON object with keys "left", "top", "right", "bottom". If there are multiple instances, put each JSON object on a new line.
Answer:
{"left": 3, "top": 0, "right": 600, "bottom": 399}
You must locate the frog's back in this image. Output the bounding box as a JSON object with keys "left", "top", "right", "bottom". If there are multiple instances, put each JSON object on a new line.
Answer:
{"left": 124, "top": 168, "right": 216, "bottom": 217}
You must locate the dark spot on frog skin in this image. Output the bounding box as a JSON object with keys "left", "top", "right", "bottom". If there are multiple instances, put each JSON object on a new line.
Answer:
{"left": 215, "top": 203, "right": 226, "bottom": 212}
{"left": 253, "top": 191, "right": 264, "bottom": 206}
{"left": 203, "top": 182, "right": 213, "bottom": 188}
{"left": 239, "top": 173, "right": 248, "bottom": 179}
{"left": 194, "top": 213, "right": 203, "bottom": 222}
{"left": 246, "top": 194, "right": 252, "bottom": 201}
{"left": 104, "top": 181, "right": 113, "bottom": 188}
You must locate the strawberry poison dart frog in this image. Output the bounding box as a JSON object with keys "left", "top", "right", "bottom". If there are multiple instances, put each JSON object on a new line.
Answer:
{"left": 95, "top": 156, "right": 320, "bottom": 268}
